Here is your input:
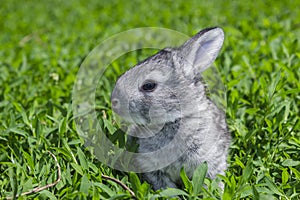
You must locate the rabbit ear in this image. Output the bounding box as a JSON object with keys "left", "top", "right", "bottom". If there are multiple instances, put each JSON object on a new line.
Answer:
{"left": 177, "top": 27, "right": 224, "bottom": 77}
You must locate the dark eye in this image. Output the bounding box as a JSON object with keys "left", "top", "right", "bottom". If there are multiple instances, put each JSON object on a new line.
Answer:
{"left": 141, "top": 80, "right": 157, "bottom": 92}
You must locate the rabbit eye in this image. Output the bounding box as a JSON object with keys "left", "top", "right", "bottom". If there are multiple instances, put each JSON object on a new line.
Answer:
{"left": 141, "top": 80, "right": 157, "bottom": 92}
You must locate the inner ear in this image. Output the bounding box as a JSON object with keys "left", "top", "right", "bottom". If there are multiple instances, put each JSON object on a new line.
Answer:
{"left": 194, "top": 37, "right": 223, "bottom": 72}
{"left": 195, "top": 39, "right": 215, "bottom": 63}
{"left": 177, "top": 27, "right": 224, "bottom": 78}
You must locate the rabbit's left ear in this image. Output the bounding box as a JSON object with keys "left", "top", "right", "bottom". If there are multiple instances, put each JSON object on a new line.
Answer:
{"left": 177, "top": 27, "right": 224, "bottom": 76}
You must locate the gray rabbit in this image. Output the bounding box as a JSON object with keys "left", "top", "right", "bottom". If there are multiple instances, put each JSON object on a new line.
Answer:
{"left": 111, "top": 27, "right": 231, "bottom": 190}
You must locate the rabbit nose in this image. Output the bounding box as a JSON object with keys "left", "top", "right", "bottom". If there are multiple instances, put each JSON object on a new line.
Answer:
{"left": 111, "top": 98, "right": 120, "bottom": 109}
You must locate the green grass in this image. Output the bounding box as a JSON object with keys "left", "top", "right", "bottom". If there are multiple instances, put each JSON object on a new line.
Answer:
{"left": 1, "top": 0, "right": 300, "bottom": 199}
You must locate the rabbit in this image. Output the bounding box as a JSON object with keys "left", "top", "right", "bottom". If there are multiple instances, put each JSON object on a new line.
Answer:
{"left": 111, "top": 27, "right": 231, "bottom": 190}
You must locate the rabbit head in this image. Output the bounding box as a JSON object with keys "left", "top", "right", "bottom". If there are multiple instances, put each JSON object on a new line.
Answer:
{"left": 111, "top": 27, "right": 224, "bottom": 127}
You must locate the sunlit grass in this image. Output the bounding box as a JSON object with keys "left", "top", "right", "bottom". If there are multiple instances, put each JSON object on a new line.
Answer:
{"left": 0, "top": 0, "right": 299, "bottom": 199}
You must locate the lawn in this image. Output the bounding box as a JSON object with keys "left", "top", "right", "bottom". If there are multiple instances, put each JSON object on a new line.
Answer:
{"left": 0, "top": 0, "right": 300, "bottom": 199}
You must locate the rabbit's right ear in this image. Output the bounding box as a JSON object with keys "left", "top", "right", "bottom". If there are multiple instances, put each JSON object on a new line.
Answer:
{"left": 176, "top": 27, "right": 224, "bottom": 79}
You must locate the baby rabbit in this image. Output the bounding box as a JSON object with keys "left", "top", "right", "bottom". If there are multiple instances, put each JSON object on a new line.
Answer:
{"left": 111, "top": 27, "right": 231, "bottom": 190}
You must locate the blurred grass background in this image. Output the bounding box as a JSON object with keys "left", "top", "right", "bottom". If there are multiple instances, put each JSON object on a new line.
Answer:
{"left": 0, "top": 0, "right": 300, "bottom": 199}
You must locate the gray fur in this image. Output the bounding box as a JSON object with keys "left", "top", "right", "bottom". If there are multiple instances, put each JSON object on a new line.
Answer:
{"left": 111, "top": 27, "right": 231, "bottom": 190}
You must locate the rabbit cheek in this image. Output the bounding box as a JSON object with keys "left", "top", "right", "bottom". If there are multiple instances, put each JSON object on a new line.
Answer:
{"left": 128, "top": 99, "right": 151, "bottom": 124}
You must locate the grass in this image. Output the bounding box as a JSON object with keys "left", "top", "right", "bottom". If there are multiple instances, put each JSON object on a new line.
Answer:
{"left": 0, "top": 0, "right": 300, "bottom": 199}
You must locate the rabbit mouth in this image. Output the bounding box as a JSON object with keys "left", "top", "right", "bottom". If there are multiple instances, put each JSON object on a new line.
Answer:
{"left": 112, "top": 104, "right": 169, "bottom": 128}
{"left": 112, "top": 111, "right": 167, "bottom": 138}
{"left": 111, "top": 106, "right": 147, "bottom": 126}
